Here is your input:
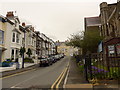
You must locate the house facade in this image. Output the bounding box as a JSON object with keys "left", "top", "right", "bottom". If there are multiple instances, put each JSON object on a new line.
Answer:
{"left": 23, "top": 24, "right": 37, "bottom": 59}
{"left": 0, "top": 11, "right": 56, "bottom": 63}
{"left": 0, "top": 15, "right": 7, "bottom": 62}
{"left": 4, "top": 12, "right": 24, "bottom": 61}
{"left": 56, "top": 41, "right": 78, "bottom": 56}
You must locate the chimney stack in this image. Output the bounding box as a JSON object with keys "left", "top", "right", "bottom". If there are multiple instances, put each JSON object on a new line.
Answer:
{"left": 6, "top": 11, "right": 14, "bottom": 17}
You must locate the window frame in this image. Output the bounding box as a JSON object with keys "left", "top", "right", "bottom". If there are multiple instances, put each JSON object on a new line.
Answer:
{"left": 16, "top": 33, "right": 20, "bottom": 43}
{"left": 12, "top": 32, "right": 16, "bottom": 43}
{"left": 0, "top": 30, "right": 4, "bottom": 44}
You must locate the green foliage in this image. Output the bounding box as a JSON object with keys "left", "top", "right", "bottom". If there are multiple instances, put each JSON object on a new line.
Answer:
{"left": 82, "top": 30, "right": 103, "bottom": 54}
{"left": 78, "top": 61, "right": 84, "bottom": 73}
{"left": 24, "top": 57, "right": 34, "bottom": 63}
{"left": 66, "top": 32, "right": 83, "bottom": 48}
{"left": 19, "top": 47, "right": 26, "bottom": 57}
{"left": 67, "top": 30, "right": 103, "bottom": 55}
{"left": 26, "top": 48, "right": 32, "bottom": 57}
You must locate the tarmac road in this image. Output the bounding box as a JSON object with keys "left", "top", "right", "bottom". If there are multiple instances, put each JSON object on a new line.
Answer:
{"left": 2, "top": 56, "right": 70, "bottom": 88}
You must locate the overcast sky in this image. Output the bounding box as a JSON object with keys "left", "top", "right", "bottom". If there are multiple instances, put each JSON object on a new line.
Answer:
{"left": 0, "top": 0, "right": 117, "bottom": 42}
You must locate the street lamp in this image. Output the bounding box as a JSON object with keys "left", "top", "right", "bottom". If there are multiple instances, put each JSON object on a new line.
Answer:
{"left": 22, "top": 25, "right": 29, "bottom": 68}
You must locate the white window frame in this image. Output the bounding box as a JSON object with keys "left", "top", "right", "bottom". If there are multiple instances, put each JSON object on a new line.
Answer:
{"left": 0, "top": 30, "right": 4, "bottom": 44}
{"left": 16, "top": 33, "right": 20, "bottom": 44}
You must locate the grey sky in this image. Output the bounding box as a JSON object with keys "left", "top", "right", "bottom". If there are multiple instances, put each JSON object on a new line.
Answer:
{"left": 0, "top": 0, "right": 117, "bottom": 41}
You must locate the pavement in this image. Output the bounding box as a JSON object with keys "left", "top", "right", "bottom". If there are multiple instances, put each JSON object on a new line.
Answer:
{"left": 0, "top": 63, "right": 36, "bottom": 72}
{"left": 0, "top": 59, "right": 38, "bottom": 72}
{"left": 64, "top": 57, "right": 92, "bottom": 89}
{"left": 64, "top": 57, "right": 120, "bottom": 90}
{"left": 1, "top": 63, "right": 38, "bottom": 78}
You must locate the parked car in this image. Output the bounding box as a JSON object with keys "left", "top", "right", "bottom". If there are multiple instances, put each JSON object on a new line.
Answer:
{"left": 39, "top": 57, "right": 52, "bottom": 67}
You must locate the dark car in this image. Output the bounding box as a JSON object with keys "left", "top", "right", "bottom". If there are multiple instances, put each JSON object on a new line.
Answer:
{"left": 39, "top": 58, "right": 49, "bottom": 67}
{"left": 39, "top": 57, "right": 52, "bottom": 67}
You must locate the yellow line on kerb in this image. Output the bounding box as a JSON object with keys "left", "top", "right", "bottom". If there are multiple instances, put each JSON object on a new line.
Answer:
{"left": 56, "top": 67, "right": 68, "bottom": 88}
{"left": 51, "top": 61, "right": 70, "bottom": 89}
{"left": 51, "top": 68, "right": 66, "bottom": 89}
{"left": 0, "top": 69, "right": 36, "bottom": 79}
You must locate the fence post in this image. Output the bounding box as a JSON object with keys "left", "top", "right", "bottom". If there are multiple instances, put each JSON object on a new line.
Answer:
{"left": 84, "top": 55, "right": 88, "bottom": 82}
{"left": 88, "top": 54, "right": 92, "bottom": 80}
{"left": 84, "top": 53, "right": 92, "bottom": 82}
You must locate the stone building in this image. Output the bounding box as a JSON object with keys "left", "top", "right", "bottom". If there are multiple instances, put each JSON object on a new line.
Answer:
{"left": 98, "top": 1, "right": 120, "bottom": 68}
{"left": 56, "top": 41, "right": 78, "bottom": 56}
{"left": 99, "top": 2, "right": 120, "bottom": 57}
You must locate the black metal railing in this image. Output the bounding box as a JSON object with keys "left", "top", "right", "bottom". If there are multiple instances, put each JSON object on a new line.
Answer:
{"left": 84, "top": 53, "right": 120, "bottom": 81}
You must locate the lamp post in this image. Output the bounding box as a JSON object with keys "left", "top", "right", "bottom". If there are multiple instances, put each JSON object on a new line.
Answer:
{"left": 22, "top": 27, "right": 26, "bottom": 68}
{"left": 22, "top": 26, "right": 29, "bottom": 68}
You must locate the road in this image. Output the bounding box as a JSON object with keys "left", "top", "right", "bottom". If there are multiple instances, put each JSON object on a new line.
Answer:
{"left": 2, "top": 56, "right": 70, "bottom": 88}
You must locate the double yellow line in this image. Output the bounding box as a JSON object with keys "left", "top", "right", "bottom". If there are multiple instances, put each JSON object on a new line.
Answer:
{"left": 51, "top": 62, "right": 69, "bottom": 89}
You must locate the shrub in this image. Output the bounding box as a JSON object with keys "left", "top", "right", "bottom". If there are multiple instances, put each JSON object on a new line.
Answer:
{"left": 24, "top": 57, "right": 34, "bottom": 63}
{"left": 1, "top": 59, "right": 12, "bottom": 67}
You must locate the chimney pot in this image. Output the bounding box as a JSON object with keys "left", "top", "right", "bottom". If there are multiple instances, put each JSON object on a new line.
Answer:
{"left": 22, "top": 22, "right": 25, "bottom": 26}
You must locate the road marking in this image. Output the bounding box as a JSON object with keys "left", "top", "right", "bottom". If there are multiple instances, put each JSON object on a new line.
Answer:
{"left": 0, "top": 69, "right": 36, "bottom": 79}
{"left": 11, "top": 86, "right": 22, "bottom": 88}
{"left": 51, "top": 68, "right": 66, "bottom": 89}
{"left": 63, "top": 66, "right": 70, "bottom": 88}
{"left": 56, "top": 67, "right": 68, "bottom": 88}
{"left": 51, "top": 61, "right": 70, "bottom": 89}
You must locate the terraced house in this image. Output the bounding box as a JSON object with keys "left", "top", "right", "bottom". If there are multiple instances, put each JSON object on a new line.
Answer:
{"left": 0, "top": 15, "right": 6, "bottom": 62}
{"left": 0, "top": 11, "right": 57, "bottom": 63}
{"left": 4, "top": 12, "right": 24, "bottom": 62}
{"left": 21, "top": 23, "right": 37, "bottom": 59}
{"left": 35, "top": 31, "right": 43, "bottom": 59}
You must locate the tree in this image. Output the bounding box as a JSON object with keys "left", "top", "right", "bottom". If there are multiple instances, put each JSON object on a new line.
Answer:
{"left": 66, "top": 31, "right": 84, "bottom": 48}
{"left": 66, "top": 30, "right": 103, "bottom": 55}
{"left": 26, "top": 48, "right": 32, "bottom": 58}
{"left": 19, "top": 47, "right": 26, "bottom": 57}
{"left": 82, "top": 29, "right": 103, "bottom": 54}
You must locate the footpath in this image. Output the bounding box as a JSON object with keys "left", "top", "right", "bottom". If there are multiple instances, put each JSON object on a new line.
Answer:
{"left": 64, "top": 58, "right": 93, "bottom": 89}
{"left": 64, "top": 57, "right": 120, "bottom": 90}
{"left": 1, "top": 63, "right": 39, "bottom": 78}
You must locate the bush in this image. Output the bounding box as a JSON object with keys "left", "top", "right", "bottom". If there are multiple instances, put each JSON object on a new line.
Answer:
{"left": 1, "top": 59, "right": 12, "bottom": 67}
{"left": 78, "top": 61, "right": 84, "bottom": 73}
{"left": 24, "top": 57, "right": 34, "bottom": 63}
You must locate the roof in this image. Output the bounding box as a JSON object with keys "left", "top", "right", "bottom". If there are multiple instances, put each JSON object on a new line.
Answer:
{"left": 85, "top": 16, "right": 101, "bottom": 27}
